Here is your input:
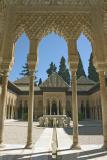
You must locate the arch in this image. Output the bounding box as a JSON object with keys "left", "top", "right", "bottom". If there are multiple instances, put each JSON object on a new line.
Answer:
{"left": 75, "top": 22, "right": 98, "bottom": 62}
{"left": 51, "top": 100, "right": 57, "bottom": 115}
{"left": 77, "top": 26, "right": 94, "bottom": 45}
{"left": 9, "top": 32, "right": 30, "bottom": 81}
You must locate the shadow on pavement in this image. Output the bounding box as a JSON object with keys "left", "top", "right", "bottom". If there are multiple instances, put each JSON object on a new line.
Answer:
{"left": 57, "top": 148, "right": 107, "bottom": 160}
{"left": 64, "top": 120, "right": 103, "bottom": 135}
{"left": 1, "top": 148, "right": 106, "bottom": 160}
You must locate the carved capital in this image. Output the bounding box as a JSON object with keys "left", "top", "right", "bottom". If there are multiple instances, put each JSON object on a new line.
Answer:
{"left": 0, "top": 58, "right": 14, "bottom": 73}
{"left": 69, "top": 54, "right": 79, "bottom": 72}
{"left": 28, "top": 39, "right": 38, "bottom": 71}
{"left": 94, "top": 61, "right": 106, "bottom": 72}
{"left": 68, "top": 38, "right": 77, "bottom": 55}
{"left": 68, "top": 38, "right": 79, "bottom": 72}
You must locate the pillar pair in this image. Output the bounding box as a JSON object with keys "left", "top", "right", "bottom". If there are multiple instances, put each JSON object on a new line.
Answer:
{"left": 0, "top": 39, "right": 38, "bottom": 149}
{"left": 98, "top": 70, "right": 107, "bottom": 149}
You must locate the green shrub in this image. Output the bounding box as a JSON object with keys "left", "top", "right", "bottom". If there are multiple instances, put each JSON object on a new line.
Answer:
{"left": 78, "top": 112, "right": 85, "bottom": 121}
{"left": 23, "top": 113, "right": 28, "bottom": 121}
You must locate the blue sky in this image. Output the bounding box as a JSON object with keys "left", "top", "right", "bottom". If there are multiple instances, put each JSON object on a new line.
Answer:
{"left": 9, "top": 33, "right": 92, "bottom": 82}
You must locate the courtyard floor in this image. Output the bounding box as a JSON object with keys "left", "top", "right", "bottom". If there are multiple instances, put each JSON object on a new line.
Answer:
{"left": 0, "top": 119, "right": 107, "bottom": 160}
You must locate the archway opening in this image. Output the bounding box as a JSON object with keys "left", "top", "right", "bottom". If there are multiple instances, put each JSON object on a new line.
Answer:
{"left": 52, "top": 101, "right": 57, "bottom": 115}
{"left": 37, "top": 32, "right": 68, "bottom": 82}
{"left": 9, "top": 33, "right": 30, "bottom": 81}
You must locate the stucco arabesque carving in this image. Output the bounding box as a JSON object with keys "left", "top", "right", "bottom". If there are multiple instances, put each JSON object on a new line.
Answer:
{"left": 12, "top": 13, "right": 94, "bottom": 43}
{"left": 0, "top": 0, "right": 107, "bottom": 69}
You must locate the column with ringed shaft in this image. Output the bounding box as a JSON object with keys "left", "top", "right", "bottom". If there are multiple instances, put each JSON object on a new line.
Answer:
{"left": 0, "top": 43, "right": 15, "bottom": 147}
{"left": 0, "top": 57, "right": 14, "bottom": 147}
{"left": 0, "top": 7, "right": 16, "bottom": 147}
{"left": 96, "top": 64, "right": 107, "bottom": 149}
{"left": 26, "top": 39, "right": 38, "bottom": 149}
{"left": 68, "top": 39, "right": 81, "bottom": 149}
{"left": 0, "top": 71, "right": 9, "bottom": 146}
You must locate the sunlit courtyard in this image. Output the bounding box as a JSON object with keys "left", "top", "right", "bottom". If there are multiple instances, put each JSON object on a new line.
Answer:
{"left": 0, "top": 120, "right": 106, "bottom": 160}
{"left": 0, "top": 1, "right": 107, "bottom": 160}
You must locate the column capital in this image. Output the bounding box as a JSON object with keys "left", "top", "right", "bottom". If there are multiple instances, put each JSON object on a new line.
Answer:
{"left": 69, "top": 54, "right": 79, "bottom": 72}
{"left": 68, "top": 38, "right": 79, "bottom": 72}
{"left": 94, "top": 61, "right": 106, "bottom": 72}
{"left": 28, "top": 39, "right": 39, "bottom": 72}
{"left": 68, "top": 38, "right": 77, "bottom": 55}
{"left": 0, "top": 61, "right": 13, "bottom": 74}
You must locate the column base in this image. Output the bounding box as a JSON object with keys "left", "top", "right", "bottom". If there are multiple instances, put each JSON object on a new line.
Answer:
{"left": 0, "top": 143, "right": 6, "bottom": 149}
{"left": 25, "top": 143, "right": 33, "bottom": 149}
{"left": 102, "top": 143, "right": 107, "bottom": 150}
{"left": 71, "top": 143, "right": 81, "bottom": 150}
{"left": 52, "top": 153, "right": 57, "bottom": 159}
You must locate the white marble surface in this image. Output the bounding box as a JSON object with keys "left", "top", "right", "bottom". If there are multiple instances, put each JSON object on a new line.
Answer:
{"left": 0, "top": 127, "right": 107, "bottom": 160}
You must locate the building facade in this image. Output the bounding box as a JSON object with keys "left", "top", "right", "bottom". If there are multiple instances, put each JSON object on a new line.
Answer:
{"left": 0, "top": 72, "right": 105, "bottom": 121}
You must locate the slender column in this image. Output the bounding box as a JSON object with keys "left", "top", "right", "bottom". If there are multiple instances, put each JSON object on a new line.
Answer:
{"left": 22, "top": 101, "right": 24, "bottom": 120}
{"left": 45, "top": 104, "right": 47, "bottom": 115}
{"left": 11, "top": 106, "right": 14, "bottom": 119}
{"left": 50, "top": 101, "right": 52, "bottom": 115}
{"left": 5, "top": 106, "right": 7, "bottom": 119}
{"left": 99, "top": 71, "right": 107, "bottom": 149}
{"left": 71, "top": 71, "right": 80, "bottom": 148}
{"left": 26, "top": 71, "right": 35, "bottom": 149}
{"left": 85, "top": 102, "right": 87, "bottom": 119}
{"left": 26, "top": 39, "right": 38, "bottom": 149}
{"left": 4, "top": 98, "right": 8, "bottom": 119}
{"left": 8, "top": 105, "right": 10, "bottom": 119}
{"left": 0, "top": 71, "right": 8, "bottom": 146}
{"left": 43, "top": 103, "right": 47, "bottom": 115}
{"left": 68, "top": 38, "right": 80, "bottom": 149}
{"left": 63, "top": 105, "right": 66, "bottom": 115}
{"left": 57, "top": 100, "right": 59, "bottom": 115}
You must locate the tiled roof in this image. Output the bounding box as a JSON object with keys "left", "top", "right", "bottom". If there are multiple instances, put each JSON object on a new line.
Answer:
{"left": 67, "top": 76, "right": 96, "bottom": 92}
{"left": 40, "top": 72, "right": 69, "bottom": 88}
{"left": 17, "top": 86, "right": 41, "bottom": 91}
{"left": 14, "top": 76, "right": 29, "bottom": 84}
{"left": 77, "top": 76, "right": 96, "bottom": 85}
{"left": 14, "top": 76, "right": 37, "bottom": 86}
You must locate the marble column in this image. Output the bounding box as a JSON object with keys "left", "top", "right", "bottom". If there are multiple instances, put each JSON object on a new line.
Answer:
{"left": 26, "top": 39, "right": 38, "bottom": 149}
{"left": 22, "top": 101, "right": 24, "bottom": 120}
{"left": 44, "top": 103, "right": 47, "bottom": 115}
{"left": 99, "top": 71, "right": 107, "bottom": 149}
{"left": 26, "top": 71, "right": 35, "bottom": 149}
{"left": 63, "top": 105, "right": 66, "bottom": 115}
{"left": 68, "top": 39, "right": 80, "bottom": 149}
{"left": 11, "top": 106, "right": 14, "bottom": 119}
{"left": 71, "top": 70, "right": 80, "bottom": 149}
{"left": 50, "top": 101, "right": 52, "bottom": 115}
{"left": 0, "top": 71, "right": 8, "bottom": 146}
{"left": 57, "top": 100, "right": 59, "bottom": 115}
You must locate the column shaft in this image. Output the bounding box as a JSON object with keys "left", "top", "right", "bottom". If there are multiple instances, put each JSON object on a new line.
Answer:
{"left": 57, "top": 100, "right": 59, "bottom": 115}
{"left": 99, "top": 71, "right": 107, "bottom": 148}
{"left": 63, "top": 105, "right": 66, "bottom": 115}
{"left": 50, "top": 101, "right": 52, "bottom": 115}
{"left": 26, "top": 72, "right": 34, "bottom": 148}
{"left": 44, "top": 105, "right": 46, "bottom": 115}
{"left": 72, "top": 71, "right": 79, "bottom": 147}
{"left": 0, "top": 72, "right": 8, "bottom": 145}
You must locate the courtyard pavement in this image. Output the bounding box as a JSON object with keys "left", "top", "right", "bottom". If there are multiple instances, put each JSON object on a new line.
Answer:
{"left": 0, "top": 119, "right": 107, "bottom": 160}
